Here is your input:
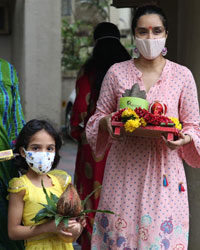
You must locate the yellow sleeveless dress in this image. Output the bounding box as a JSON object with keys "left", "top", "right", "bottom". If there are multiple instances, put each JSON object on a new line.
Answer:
{"left": 8, "top": 169, "right": 74, "bottom": 250}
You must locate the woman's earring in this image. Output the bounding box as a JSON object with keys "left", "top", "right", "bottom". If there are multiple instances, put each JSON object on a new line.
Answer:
{"left": 162, "top": 47, "right": 167, "bottom": 56}
{"left": 133, "top": 47, "right": 140, "bottom": 58}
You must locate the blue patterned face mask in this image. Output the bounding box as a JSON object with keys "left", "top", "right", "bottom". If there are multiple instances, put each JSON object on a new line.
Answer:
{"left": 23, "top": 148, "right": 55, "bottom": 175}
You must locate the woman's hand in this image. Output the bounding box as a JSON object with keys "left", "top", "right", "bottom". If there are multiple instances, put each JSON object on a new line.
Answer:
{"left": 162, "top": 132, "right": 192, "bottom": 150}
{"left": 99, "top": 114, "right": 124, "bottom": 140}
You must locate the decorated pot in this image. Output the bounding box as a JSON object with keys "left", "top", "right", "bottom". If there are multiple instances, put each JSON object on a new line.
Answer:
{"left": 119, "top": 97, "right": 149, "bottom": 110}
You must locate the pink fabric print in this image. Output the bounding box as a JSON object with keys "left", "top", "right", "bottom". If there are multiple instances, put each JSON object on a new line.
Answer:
{"left": 86, "top": 59, "right": 200, "bottom": 249}
{"left": 139, "top": 227, "right": 149, "bottom": 241}
{"left": 115, "top": 218, "right": 127, "bottom": 231}
{"left": 160, "top": 216, "right": 173, "bottom": 234}
{"left": 173, "top": 243, "right": 185, "bottom": 250}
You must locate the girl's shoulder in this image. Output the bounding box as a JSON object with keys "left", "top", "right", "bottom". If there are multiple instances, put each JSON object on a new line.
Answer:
{"left": 48, "top": 169, "right": 72, "bottom": 190}
{"left": 8, "top": 175, "right": 29, "bottom": 199}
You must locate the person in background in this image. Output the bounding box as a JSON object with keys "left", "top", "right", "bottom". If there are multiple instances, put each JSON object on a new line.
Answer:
{"left": 70, "top": 22, "right": 131, "bottom": 249}
{"left": 86, "top": 5, "right": 200, "bottom": 249}
{"left": 0, "top": 58, "right": 25, "bottom": 250}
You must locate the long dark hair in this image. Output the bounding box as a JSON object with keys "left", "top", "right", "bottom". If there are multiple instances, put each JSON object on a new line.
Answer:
{"left": 83, "top": 22, "right": 131, "bottom": 102}
{"left": 132, "top": 5, "right": 168, "bottom": 35}
{"left": 13, "top": 119, "right": 62, "bottom": 172}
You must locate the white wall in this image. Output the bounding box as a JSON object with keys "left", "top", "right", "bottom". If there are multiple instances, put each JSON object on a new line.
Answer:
{"left": 12, "top": 0, "right": 25, "bottom": 108}
{"left": 20, "top": 0, "right": 62, "bottom": 128}
{"left": 110, "top": 6, "right": 131, "bottom": 30}
{"left": 0, "top": 37, "right": 12, "bottom": 62}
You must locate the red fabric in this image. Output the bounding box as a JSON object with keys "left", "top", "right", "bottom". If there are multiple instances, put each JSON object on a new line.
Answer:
{"left": 70, "top": 73, "right": 109, "bottom": 250}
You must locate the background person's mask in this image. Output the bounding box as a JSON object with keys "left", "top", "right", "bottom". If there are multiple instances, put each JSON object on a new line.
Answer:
{"left": 135, "top": 37, "right": 166, "bottom": 60}
{"left": 23, "top": 149, "right": 55, "bottom": 174}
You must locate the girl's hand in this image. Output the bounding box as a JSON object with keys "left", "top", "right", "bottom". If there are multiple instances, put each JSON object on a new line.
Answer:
{"left": 99, "top": 114, "right": 124, "bottom": 140}
{"left": 45, "top": 219, "right": 77, "bottom": 236}
{"left": 79, "top": 216, "right": 86, "bottom": 228}
{"left": 162, "top": 132, "right": 192, "bottom": 150}
{"left": 62, "top": 220, "right": 83, "bottom": 240}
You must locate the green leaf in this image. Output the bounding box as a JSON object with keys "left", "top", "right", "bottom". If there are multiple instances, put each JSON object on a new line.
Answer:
{"left": 54, "top": 214, "right": 63, "bottom": 227}
{"left": 31, "top": 208, "right": 55, "bottom": 223}
{"left": 82, "top": 185, "right": 102, "bottom": 208}
{"left": 80, "top": 209, "right": 115, "bottom": 215}
{"left": 41, "top": 180, "right": 57, "bottom": 210}
{"left": 50, "top": 192, "right": 59, "bottom": 205}
{"left": 63, "top": 218, "right": 69, "bottom": 228}
{"left": 39, "top": 203, "right": 56, "bottom": 214}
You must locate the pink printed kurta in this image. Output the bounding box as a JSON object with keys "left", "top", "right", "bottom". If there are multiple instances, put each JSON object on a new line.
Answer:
{"left": 86, "top": 59, "right": 200, "bottom": 250}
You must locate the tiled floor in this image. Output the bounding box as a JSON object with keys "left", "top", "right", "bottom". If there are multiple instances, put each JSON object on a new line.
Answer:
{"left": 58, "top": 138, "right": 78, "bottom": 182}
{"left": 58, "top": 138, "right": 81, "bottom": 250}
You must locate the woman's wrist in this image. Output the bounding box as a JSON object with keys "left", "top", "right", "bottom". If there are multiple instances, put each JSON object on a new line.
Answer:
{"left": 99, "top": 115, "right": 110, "bottom": 132}
{"left": 185, "top": 134, "right": 192, "bottom": 144}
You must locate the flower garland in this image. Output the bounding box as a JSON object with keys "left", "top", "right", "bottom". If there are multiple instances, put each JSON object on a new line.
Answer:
{"left": 111, "top": 107, "right": 182, "bottom": 133}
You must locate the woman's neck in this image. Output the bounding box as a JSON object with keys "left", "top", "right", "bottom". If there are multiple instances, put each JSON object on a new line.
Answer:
{"left": 134, "top": 56, "right": 166, "bottom": 72}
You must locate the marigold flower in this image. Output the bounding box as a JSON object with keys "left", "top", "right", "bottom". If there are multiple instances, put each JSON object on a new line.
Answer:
{"left": 169, "top": 117, "right": 182, "bottom": 130}
{"left": 124, "top": 119, "right": 141, "bottom": 132}
{"left": 140, "top": 117, "right": 147, "bottom": 127}
{"left": 122, "top": 108, "right": 139, "bottom": 119}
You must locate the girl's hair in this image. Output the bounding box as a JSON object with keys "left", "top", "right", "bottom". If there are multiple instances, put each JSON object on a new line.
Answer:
{"left": 13, "top": 119, "right": 62, "bottom": 172}
{"left": 83, "top": 22, "right": 131, "bottom": 100}
{"left": 131, "top": 5, "right": 168, "bottom": 35}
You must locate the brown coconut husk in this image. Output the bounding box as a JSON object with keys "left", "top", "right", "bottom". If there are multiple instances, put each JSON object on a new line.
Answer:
{"left": 57, "top": 183, "right": 83, "bottom": 217}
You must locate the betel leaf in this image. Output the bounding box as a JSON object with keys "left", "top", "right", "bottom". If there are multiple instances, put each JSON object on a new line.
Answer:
{"left": 38, "top": 203, "right": 56, "bottom": 214}
{"left": 122, "top": 83, "right": 146, "bottom": 99}
{"left": 50, "top": 192, "right": 59, "bottom": 205}
{"left": 63, "top": 218, "right": 69, "bottom": 228}
{"left": 55, "top": 214, "right": 63, "bottom": 227}
{"left": 82, "top": 185, "right": 102, "bottom": 208}
{"left": 31, "top": 208, "right": 55, "bottom": 223}
{"left": 41, "top": 180, "right": 57, "bottom": 210}
{"left": 80, "top": 209, "right": 115, "bottom": 215}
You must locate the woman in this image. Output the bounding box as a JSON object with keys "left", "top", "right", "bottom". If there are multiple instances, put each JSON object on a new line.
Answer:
{"left": 0, "top": 58, "right": 25, "bottom": 249}
{"left": 86, "top": 5, "right": 200, "bottom": 249}
{"left": 70, "top": 22, "right": 131, "bottom": 249}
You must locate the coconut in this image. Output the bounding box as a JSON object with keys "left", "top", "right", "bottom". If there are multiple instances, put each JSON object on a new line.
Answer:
{"left": 57, "top": 183, "right": 83, "bottom": 217}
{"left": 56, "top": 183, "right": 83, "bottom": 242}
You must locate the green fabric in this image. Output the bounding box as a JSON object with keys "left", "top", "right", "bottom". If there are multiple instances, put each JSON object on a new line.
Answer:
{"left": 0, "top": 58, "right": 25, "bottom": 249}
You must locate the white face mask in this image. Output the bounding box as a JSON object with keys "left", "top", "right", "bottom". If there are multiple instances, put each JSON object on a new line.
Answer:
{"left": 23, "top": 149, "right": 55, "bottom": 175}
{"left": 135, "top": 37, "right": 166, "bottom": 60}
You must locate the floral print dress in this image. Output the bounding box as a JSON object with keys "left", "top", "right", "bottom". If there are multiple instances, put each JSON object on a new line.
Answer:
{"left": 86, "top": 59, "right": 200, "bottom": 250}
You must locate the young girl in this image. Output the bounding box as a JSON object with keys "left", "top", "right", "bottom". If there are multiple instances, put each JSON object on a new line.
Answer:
{"left": 7, "top": 119, "right": 83, "bottom": 250}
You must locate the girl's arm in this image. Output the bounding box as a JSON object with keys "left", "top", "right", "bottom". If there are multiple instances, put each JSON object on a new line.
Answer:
{"left": 8, "top": 191, "right": 76, "bottom": 240}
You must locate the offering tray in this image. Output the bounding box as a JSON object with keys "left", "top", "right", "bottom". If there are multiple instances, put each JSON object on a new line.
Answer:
{"left": 111, "top": 121, "right": 179, "bottom": 141}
